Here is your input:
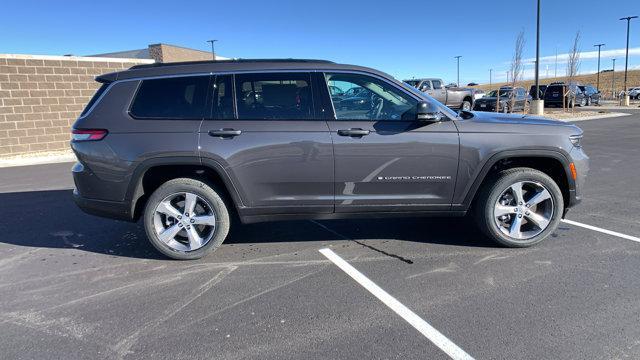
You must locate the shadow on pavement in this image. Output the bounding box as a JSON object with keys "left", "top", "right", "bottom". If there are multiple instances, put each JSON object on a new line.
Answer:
{"left": 2, "top": 190, "right": 496, "bottom": 260}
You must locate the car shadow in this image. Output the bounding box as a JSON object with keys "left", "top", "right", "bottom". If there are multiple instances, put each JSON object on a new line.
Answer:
{"left": 2, "top": 190, "right": 497, "bottom": 261}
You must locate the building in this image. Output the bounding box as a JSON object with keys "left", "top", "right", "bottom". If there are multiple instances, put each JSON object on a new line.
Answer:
{"left": 90, "top": 43, "right": 228, "bottom": 63}
{"left": 0, "top": 43, "right": 227, "bottom": 156}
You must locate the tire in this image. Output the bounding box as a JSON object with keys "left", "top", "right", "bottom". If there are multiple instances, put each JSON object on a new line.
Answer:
{"left": 461, "top": 100, "right": 472, "bottom": 111}
{"left": 474, "top": 167, "right": 564, "bottom": 248}
{"left": 580, "top": 97, "right": 587, "bottom": 107}
{"left": 143, "top": 178, "right": 230, "bottom": 260}
{"left": 586, "top": 97, "right": 591, "bottom": 106}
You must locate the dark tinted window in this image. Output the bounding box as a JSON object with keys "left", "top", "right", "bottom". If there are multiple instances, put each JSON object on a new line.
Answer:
{"left": 212, "top": 75, "right": 234, "bottom": 119}
{"left": 130, "top": 76, "right": 209, "bottom": 119}
{"left": 235, "top": 73, "right": 313, "bottom": 120}
{"left": 81, "top": 83, "right": 109, "bottom": 117}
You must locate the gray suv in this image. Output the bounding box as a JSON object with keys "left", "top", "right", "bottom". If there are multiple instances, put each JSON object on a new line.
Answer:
{"left": 71, "top": 59, "right": 588, "bottom": 260}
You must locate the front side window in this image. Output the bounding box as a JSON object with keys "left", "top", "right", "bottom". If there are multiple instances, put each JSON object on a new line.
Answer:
{"left": 432, "top": 80, "right": 443, "bottom": 89}
{"left": 235, "top": 73, "right": 313, "bottom": 120}
{"left": 325, "top": 73, "right": 417, "bottom": 121}
{"left": 130, "top": 76, "right": 209, "bottom": 119}
{"left": 420, "top": 81, "right": 432, "bottom": 91}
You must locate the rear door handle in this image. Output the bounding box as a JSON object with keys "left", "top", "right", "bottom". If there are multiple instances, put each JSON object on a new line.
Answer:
{"left": 337, "top": 128, "right": 370, "bottom": 137}
{"left": 208, "top": 129, "right": 242, "bottom": 138}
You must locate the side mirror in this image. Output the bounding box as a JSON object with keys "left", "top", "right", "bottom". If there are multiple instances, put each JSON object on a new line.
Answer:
{"left": 416, "top": 101, "right": 442, "bottom": 122}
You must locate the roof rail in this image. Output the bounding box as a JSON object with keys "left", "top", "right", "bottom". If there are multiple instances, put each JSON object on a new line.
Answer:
{"left": 129, "top": 58, "right": 335, "bottom": 70}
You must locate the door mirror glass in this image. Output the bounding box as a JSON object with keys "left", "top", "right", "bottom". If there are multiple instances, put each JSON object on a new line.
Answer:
{"left": 416, "top": 101, "right": 442, "bottom": 122}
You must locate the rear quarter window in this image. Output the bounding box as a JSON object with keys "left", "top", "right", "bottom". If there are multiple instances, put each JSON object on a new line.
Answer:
{"left": 80, "top": 83, "right": 109, "bottom": 117}
{"left": 129, "top": 76, "right": 210, "bottom": 119}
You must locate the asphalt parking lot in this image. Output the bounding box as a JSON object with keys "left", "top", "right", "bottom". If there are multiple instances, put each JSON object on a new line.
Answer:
{"left": 1, "top": 110, "right": 640, "bottom": 360}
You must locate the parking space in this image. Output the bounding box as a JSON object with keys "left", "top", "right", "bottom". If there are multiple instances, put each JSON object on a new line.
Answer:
{"left": 1, "top": 111, "right": 640, "bottom": 359}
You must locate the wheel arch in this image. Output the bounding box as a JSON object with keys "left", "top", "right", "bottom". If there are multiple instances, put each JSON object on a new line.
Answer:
{"left": 126, "top": 157, "right": 244, "bottom": 221}
{"left": 458, "top": 150, "right": 575, "bottom": 211}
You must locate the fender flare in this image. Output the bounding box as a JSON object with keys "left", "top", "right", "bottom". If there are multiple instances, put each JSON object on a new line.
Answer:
{"left": 455, "top": 148, "right": 576, "bottom": 210}
{"left": 125, "top": 156, "right": 245, "bottom": 219}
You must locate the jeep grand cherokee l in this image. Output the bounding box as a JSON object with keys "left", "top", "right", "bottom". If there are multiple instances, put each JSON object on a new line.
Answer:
{"left": 71, "top": 59, "right": 588, "bottom": 260}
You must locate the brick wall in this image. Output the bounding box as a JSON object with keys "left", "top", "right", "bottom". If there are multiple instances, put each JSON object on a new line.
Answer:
{"left": 0, "top": 54, "right": 154, "bottom": 156}
{"left": 148, "top": 43, "right": 215, "bottom": 63}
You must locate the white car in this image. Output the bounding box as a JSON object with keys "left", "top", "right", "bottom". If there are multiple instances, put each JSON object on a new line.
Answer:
{"left": 628, "top": 87, "right": 640, "bottom": 99}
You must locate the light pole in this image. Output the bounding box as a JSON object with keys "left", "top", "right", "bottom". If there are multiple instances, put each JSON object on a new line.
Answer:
{"left": 489, "top": 69, "right": 493, "bottom": 87}
{"left": 594, "top": 43, "right": 605, "bottom": 93}
{"left": 206, "top": 39, "right": 218, "bottom": 60}
{"left": 454, "top": 56, "right": 461, "bottom": 86}
{"left": 554, "top": 46, "right": 558, "bottom": 78}
{"left": 531, "top": 0, "right": 544, "bottom": 114}
{"left": 619, "top": 16, "right": 637, "bottom": 105}
{"left": 612, "top": 58, "right": 616, "bottom": 100}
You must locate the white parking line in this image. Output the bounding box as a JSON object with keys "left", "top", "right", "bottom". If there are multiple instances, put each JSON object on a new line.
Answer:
{"left": 319, "top": 248, "right": 474, "bottom": 360}
{"left": 561, "top": 219, "right": 640, "bottom": 243}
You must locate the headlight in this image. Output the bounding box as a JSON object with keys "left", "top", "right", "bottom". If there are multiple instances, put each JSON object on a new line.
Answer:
{"left": 569, "top": 134, "right": 583, "bottom": 148}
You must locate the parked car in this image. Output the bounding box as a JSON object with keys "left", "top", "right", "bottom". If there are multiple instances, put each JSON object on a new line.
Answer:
{"left": 72, "top": 59, "right": 588, "bottom": 259}
{"left": 529, "top": 85, "right": 547, "bottom": 99}
{"left": 578, "top": 85, "right": 601, "bottom": 105}
{"left": 472, "top": 89, "right": 486, "bottom": 100}
{"left": 473, "top": 86, "right": 529, "bottom": 113}
{"left": 544, "top": 82, "right": 588, "bottom": 107}
{"left": 467, "top": 82, "right": 479, "bottom": 86}
{"left": 627, "top": 87, "right": 640, "bottom": 99}
{"left": 405, "top": 78, "right": 475, "bottom": 110}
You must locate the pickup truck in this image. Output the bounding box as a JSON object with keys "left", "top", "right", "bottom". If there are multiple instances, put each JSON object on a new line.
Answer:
{"left": 404, "top": 78, "right": 475, "bottom": 111}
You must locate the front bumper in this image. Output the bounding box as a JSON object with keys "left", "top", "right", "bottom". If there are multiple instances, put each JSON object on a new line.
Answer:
{"left": 567, "top": 146, "right": 589, "bottom": 208}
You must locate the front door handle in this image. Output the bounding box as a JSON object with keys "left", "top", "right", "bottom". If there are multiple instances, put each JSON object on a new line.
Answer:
{"left": 208, "top": 129, "right": 242, "bottom": 138}
{"left": 337, "top": 128, "right": 370, "bottom": 137}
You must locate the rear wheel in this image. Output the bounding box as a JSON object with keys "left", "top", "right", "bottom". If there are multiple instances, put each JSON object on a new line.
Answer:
{"left": 461, "top": 100, "right": 472, "bottom": 111}
{"left": 143, "top": 178, "right": 230, "bottom": 260}
{"left": 474, "top": 168, "right": 563, "bottom": 247}
{"left": 580, "top": 97, "right": 587, "bottom": 107}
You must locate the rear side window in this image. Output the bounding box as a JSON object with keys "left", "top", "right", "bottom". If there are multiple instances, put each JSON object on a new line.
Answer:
{"left": 235, "top": 73, "right": 313, "bottom": 120}
{"left": 432, "top": 80, "right": 442, "bottom": 89}
{"left": 80, "top": 83, "right": 109, "bottom": 117}
{"left": 130, "top": 76, "right": 209, "bottom": 119}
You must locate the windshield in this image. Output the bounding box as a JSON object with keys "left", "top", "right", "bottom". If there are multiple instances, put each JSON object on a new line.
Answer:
{"left": 487, "top": 90, "right": 513, "bottom": 97}
{"left": 398, "top": 81, "right": 459, "bottom": 118}
{"left": 404, "top": 80, "right": 420, "bottom": 87}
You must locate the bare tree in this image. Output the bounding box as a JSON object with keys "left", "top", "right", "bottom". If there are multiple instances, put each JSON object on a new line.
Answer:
{"left": 508, "top": 30, "right": 526, "bottom": 112}
{"left": 565, "top": 31, "right": 581, "bottom": 110}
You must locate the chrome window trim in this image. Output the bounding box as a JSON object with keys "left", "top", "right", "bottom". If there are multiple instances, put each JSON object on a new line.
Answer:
{"left": 79, "top": 68, "right": 453, "bottom": 121}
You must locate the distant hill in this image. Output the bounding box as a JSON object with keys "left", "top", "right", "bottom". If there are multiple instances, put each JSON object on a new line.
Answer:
{"left": 472, "top": 69, "right": 640, "bottom": 98}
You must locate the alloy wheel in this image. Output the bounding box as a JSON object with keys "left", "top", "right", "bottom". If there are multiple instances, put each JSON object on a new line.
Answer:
{"left": 153, "top": 192, "right": 217, "bottom": 252}
{"left": 493, "top": 181, "right": 554, "bottom": 240}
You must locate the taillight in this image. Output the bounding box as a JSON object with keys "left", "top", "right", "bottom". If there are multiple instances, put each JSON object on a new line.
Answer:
{"left": 72, "top": 129, "right": 108, "bottom": 141}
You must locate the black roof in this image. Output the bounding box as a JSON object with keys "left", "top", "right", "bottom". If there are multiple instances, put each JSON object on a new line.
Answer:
{"left": 96, "top": 58, "right": 392, "bottom": 83}
{"left": 128, "top": 58, "right": 335, "bottom": 70}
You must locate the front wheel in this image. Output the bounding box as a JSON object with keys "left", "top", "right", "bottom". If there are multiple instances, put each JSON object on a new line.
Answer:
{"left": 143, "top": 178, "right": 230, "bottom": 260}
{"left": 474, "top": 168, "right": 564, "bottom": 247}
{"left": 461, "top": 100, "right": 472, "bottom": 111}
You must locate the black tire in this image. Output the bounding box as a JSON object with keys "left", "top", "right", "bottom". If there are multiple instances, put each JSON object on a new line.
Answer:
{"left": 580, "top": 97, "right": 587, "bottom": 107}
{"left": 474, "top": 167, "right": 564, "bottom": 248}
{"left": 143, "top": 178, "right": 230, "bottom": 260}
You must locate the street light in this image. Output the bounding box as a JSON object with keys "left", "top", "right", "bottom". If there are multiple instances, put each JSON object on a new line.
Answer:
{"left": 533, "top": 0, "right": 541, "bottom": 101}
{"left": 619, "top": 16, "right": 637, "bottom": 104}
{"left": 530, "top": 0, "right": 544, "bottom": 115}
{"left": 612, "top": 58, "right": 616, "bottom": 100}
{"left": 489, "top": 69, "right": 492, "bottom": 87}
{"left": 593, "top": 43, "right": 605, "bottom": 93}
{"left": 206, "top": 39, "right": 218, "bottom": 60}
{"left": 454, "top": 56, "right": 462, "bottom": 86}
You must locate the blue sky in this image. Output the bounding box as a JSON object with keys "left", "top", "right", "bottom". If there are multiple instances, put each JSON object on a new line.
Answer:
{"left": 1, "top": 0, "right": 638, "bottom": 84}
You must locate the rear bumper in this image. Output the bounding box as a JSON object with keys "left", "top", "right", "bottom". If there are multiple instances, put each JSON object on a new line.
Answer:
{"left": 73, "top": 189, "right": 135, "bottom": 221}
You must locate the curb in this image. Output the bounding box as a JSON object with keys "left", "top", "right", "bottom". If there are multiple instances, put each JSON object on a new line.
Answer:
{"left": 0, "top": 152, "right": 76, "bottom": 168}
{"left": 560, "top": 112, "right": 632, "bottom": 122}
